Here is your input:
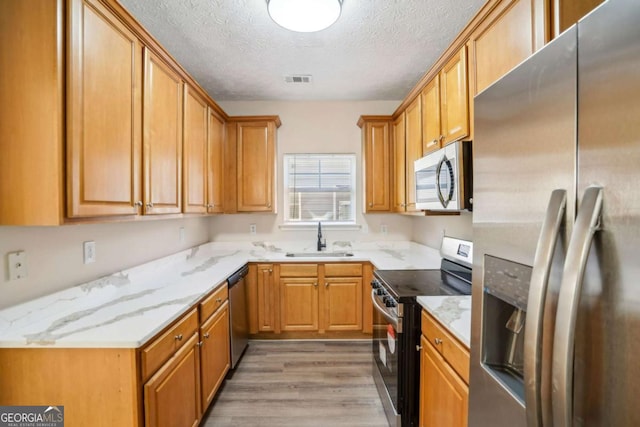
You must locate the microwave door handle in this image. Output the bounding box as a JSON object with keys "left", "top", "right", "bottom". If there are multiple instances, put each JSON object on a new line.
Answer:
{"left": 524, "top": 189, "right": 567, "bottom": 427}
{"left": 552, "top": 186, "right": 603, "bottom": 427}
{"left": 443, "top": 157, "right": 455, "bottom": 206}
{"left": 435, "top": 156, "right": 447, "bottom": 207}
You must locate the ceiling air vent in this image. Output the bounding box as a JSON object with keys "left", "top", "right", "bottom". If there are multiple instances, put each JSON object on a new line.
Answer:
{"left": 284, "top": 75, "right": 313, "bottom": 83}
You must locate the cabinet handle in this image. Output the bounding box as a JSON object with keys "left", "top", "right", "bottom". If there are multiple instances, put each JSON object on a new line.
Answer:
{"left": 215, "top": 297, "right": 222, "bottom": 303}
{"left": 434, "top": 338, "right": 442, "bottom": 345}
{"left": 416, "top": 344, "right": 422, "bottom": 352}
{"left": 175, "top": 334, "right": 183, "bottom": 341}
{"left": 197, "top": 341, "right": 204, "bottom": 347}
{"left": 135, "top": 200, "right": 143, "bottom": 207}
{"left": 204, "top": 333, "right": 210, "bottom": 339}
{"left": 427, "top": 139, "right": 438, "bottom": 147}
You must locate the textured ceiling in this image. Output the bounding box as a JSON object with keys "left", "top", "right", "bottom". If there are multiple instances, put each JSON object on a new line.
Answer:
{"left": 118, "top": 0, "right": 486, "bottom": 101}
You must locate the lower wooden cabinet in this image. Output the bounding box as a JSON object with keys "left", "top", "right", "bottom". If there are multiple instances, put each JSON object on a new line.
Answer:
{"left": 419, "top": 310, "right": 469, "bottom": 427}
{"left": 280, "top": 277, "right": 320, "bottom": 331}
{"left": 323, "top": 277, "right": 363, "bottom": 331}
{"left": 200, "top": 300, "right": 230, "bottom": 409}
{"left": 144, "top": 332, "right": 201, "bottom": 427}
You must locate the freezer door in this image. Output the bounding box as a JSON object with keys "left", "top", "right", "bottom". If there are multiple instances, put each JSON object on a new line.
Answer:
{"left": 571, "top": 0, "right": 640, "bottom": 425}
{"left": 470, "top": 27, "right": 578, "bottom": 426}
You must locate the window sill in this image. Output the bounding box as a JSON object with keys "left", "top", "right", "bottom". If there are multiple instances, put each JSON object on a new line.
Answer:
{"left": 279, "top": 223, "right": 362, "bottom": 231}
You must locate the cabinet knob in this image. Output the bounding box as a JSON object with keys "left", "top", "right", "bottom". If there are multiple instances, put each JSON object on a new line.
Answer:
{"left": 204, "top": 333, "right": 210, "bottom": 339}
{"left": 368, "top": 203, "right": 373, "bottom": 207}
{"left": 416, "top": 344, "right": 422, "bottom": 352}
{"left": 325, "top": 282, "right": 330, "bottom": 288}
{"left": 434, "top": 338, "right": 442, "bottom": 345}
{"left": 174, "top": 334, "right": 183, "bottom": 341}
{"left": 207, "top": 204, "right": 213, "bottom": 208}
{"left": 146, "top": 203, "right": 153, "bottom": 209}
{"left": 267, "top": 203, "right": 272, "bottom": 208}
{"left": 135, "top": 200, "right": 143, "bottom": 207}
{"left": 268, "top": 269, "right": 273, "bottom": 273}
{"left": 427, "top": 139, "right": 438, "bottom": 147}
{"left": 313, "top": 282, "right": 318, "bottom": 287}
{"left": 215, "top": 297, "right": 222, "bottom": 303}
{"left": 197, "top": 341, "right": 204, "bottom": 347}
{"left": 439, "top": 135, "right": 444, "bottom": 141}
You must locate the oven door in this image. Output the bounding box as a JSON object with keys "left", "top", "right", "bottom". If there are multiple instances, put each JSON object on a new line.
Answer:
{"left": 372, "top": 289, "right": 401, "bottom": 424}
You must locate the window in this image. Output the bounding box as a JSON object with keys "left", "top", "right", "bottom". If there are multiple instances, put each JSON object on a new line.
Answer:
{"left": 283, "top": 154, "right": 356, "bottom": 224}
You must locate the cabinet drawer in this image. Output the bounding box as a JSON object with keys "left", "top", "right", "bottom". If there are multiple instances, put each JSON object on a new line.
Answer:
{"left": 421, "top": 310, "right": 470, "bottom": 384}
{"left": 279, "top": 263, "right": 318, "bottom": 277}
{"left": 324, "top": 263, "right": 362, "bottom": 277}
{"left": 141, "top": 308, "right": 198, "bottom": 382}
{"left": 200, "top": 283, "right": 228, "bottom": 322}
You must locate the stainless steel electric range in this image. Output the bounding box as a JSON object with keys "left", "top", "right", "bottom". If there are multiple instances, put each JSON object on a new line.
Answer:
{"left": 371, "top": 237, "right": 473, "bottom": 427}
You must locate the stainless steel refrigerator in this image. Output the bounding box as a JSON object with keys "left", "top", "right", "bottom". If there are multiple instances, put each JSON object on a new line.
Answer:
{"left": 469, "top": 0, "right": 640, "bottom": 425}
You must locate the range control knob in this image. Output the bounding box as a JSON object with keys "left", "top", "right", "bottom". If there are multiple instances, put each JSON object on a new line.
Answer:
{"left": 386, "top": 299, "right": 396, "bottom": 308}
{"left": 377, "top": 288, "right": 385, "bottom": 296}
{"left": 371, "top": 280, "right": 380, "bottom": 289}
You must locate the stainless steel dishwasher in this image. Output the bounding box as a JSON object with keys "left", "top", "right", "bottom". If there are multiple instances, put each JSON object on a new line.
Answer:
{"left": 227, "top": 265, "right": 249, "bottom": 369}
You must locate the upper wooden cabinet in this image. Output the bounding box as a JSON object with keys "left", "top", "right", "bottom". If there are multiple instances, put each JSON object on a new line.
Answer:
{"left": 405, "top": 97, "right": 423, "bottom": 213}
{"left": 392, "top": 114, "right": 407, "bottom": 213}
{"left": 551, "top": 0, "right": 604, "bottom": 38}
{"left": 143, "top": 49, "right": 183, "bottom": 215}
{"left": 421, "top": 76, "right": 442, "bottom": 155}
{"left": 225, "top": 117, "right": 281, "bottom": 213}
{"left": 67, "top": 0, "right": 142, "bottom": 218}
{"left": 207, "top": 110, "right": 225, "bottom": 214}
{"left": 358, "top": 116, "right": 392, "bottom": 213}
{"left": 183, "top": 85, "right": 208, "bottom": 214}
{"left": 440, "top": 46, "right": 470, "bottom": 145}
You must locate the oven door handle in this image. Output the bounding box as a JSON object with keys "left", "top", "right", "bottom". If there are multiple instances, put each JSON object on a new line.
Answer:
{"left": 371, "top": 289, "right": 402, "bottom": 333}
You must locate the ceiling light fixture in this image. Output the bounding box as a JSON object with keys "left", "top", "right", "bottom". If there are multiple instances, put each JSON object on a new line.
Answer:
{"left": 267, "top": 0, "right": 342, "bottom": 33}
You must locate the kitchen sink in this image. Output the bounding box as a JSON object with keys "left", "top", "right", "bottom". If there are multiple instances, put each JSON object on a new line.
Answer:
{"left": 285, "top": 252, "right": 354, "bottom": 258}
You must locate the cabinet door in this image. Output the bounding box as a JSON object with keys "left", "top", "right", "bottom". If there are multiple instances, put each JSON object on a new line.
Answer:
{"left": 404, "top": 98, "right": 422, "bottom": 212}
{"left": 421, "top": 76, "right": 442, "bottom": 155}
{"left": 392, "top": 114, "right": 406, "bottom": 213}
{"left": 237, "top": 121, "right": 275, "bottom": 212}
{"left": 363, "top": 121, "right": 391, "bottom": 212}
{"left": 323, "top": 277, "right": 362, "bottom": 331}
{"left": 200, "top": 301, "right": 230, "bottom": 409}
{"left": 419, "top": 336, "right": 468, "bottom": 427}
{"left": 440, "top": 47, "right": 469, "bottom": 145}
{"left": 207, "top": 110, "right": 224, "bottom": 213}
{"left": 67, "top": 0, "right": 142, "bottom": 217}
{"left": 280, "top": 278, "right": 319, "bottom": 332}
{"left": 144, "top": 332, "right": 201, "bottom": 427}
{"left": 257, "top": 264, "right": 278, "bottom": 332}
{"left": 143, "top": 48, "right": 183, "bottom": 215}
{"left": 183, "top": 86, "right": 208, "bottom": 214}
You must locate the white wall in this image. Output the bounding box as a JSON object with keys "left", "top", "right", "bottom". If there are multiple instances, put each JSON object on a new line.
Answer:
{"left": 212, "top": 100, "right": 414, "bottom": 243}
{"left": 0, "top": 217, "right": 209, "bottom": 309}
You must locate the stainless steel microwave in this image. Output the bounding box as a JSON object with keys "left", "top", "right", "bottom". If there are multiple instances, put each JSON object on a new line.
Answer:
{"left": 414, "top": 140, "right": 472, "bottom": 211}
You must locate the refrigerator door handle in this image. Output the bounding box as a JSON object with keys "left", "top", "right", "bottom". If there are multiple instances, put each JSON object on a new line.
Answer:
{"left": 552, "top": 186, "right": 603, "bottom": 427}
{"left": 524, "top": 189, "right": 567, "bottom": 427}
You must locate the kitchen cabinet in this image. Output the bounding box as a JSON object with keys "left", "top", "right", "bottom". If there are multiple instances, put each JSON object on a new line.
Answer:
{"left": 440, "top": 46, "right": 470, "bottom": 145}
{"left": 421, "top": 76, "right": 442, "bottom": 155}
{"left": 419, "top": 310, "right": 469, "bottom": 427}
{"left": 405, "top": 97, "right": 423, "bottom": 213}
{"left": 358, "top": 116, "right": 392, "bottom": 212}
{"left": 67, "top": 0, "right": 143, "bottom": 218}
{"left": 551, "top": 0, "right": 604, "bottom": 38}
{"left": 207, "top": 109, "right": 225, "bottom": 213}
{"left": 323, "top": 264, "right": 363, "bottom": 331}
{"left": 280, "top": 264, "right": 320, "bottom": 332}
{"left": 183, "top": 85, "right": 209, "bottom": 214}
{"left": 143, "top": 48, "right": 183, "bottom": 215}
{"left": 144, "top": 332, "right": 201, "bottom": 427}
{"left": 248, "top": 263, "right": 280, "bottom": 333}
{"left": 199, "top": 299, "right": 230, "bottom": 410}
{"left": 392, "top": 113, "right": 407, "bottom": 212}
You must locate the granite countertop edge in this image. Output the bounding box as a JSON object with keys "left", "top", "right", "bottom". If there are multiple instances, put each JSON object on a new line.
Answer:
{"left": 416, "top": 295, "right": 472, "bottom": 348}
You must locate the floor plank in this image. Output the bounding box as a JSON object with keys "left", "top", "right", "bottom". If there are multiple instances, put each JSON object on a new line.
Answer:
{"left": 203, "top": 340, "right": 389, "bottom": 427}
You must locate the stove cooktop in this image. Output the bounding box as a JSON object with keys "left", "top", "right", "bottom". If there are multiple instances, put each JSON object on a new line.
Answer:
{"left": 373, "top": 267, "right": 471, "bottom": 302}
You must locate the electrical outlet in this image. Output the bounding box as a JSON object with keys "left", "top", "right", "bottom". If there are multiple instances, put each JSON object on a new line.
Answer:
{"left": 380, "top": 224, "right": 388, "bottom": 235}
{"left": 249, "top": 224, "right": 257, "bottom": 235}
{"left": 7, "top": 251, "right": 27, "bottom": 280}
{"left": 179, "top": 227, "right": 185, "bottom": 243}
{"left": 83, "top": 241, "right": 96, "bottom": 264}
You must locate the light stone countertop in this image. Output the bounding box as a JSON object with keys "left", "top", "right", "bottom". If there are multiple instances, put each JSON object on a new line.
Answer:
{"left": 416, "top": 295, "right": 471, "bottom": 348}
{"left": 0, "top": 240, "right": 442, "bottom": 348}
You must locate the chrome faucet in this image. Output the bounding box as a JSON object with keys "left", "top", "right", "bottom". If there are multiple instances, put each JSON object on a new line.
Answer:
{"left": 317, "top": 222, "right": 326, "bottom": 251}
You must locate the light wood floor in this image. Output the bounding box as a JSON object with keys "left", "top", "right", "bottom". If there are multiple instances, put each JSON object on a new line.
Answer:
{"left": 202, "top": 340, "right": 389, "bottom": 426}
